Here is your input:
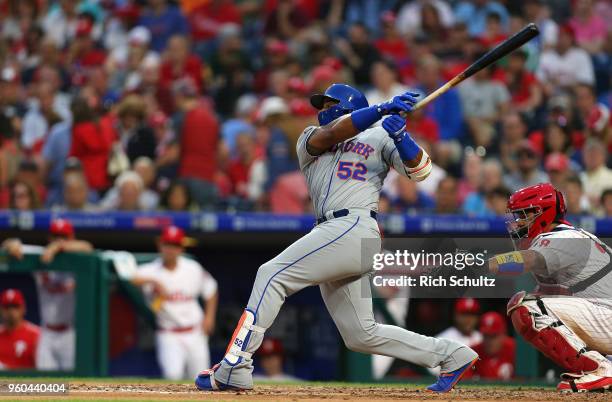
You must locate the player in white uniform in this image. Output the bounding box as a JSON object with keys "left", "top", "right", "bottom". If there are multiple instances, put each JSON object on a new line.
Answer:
{"left": 132, "top": 226, "right": 218, "bottom": 380}
{"left": 488, "top": 183, "right": 612, "bottom": 392}
{"left": 196, "top": 83, "right": 478, "bottom": 393}
{"left": 1, "top": 218, "right": 93, "bottom": 371}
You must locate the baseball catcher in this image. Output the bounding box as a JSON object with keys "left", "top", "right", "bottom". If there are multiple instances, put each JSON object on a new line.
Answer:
{"left": 488, "top": 183, "right": 612, "bottom": 392}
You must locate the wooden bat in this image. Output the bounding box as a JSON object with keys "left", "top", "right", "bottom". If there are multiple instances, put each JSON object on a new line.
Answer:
{"left": 406, "top": 23, "right": 540, "bottom": 113}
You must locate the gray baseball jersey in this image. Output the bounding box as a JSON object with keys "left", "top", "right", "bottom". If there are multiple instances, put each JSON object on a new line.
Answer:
{"left": 530, "top": 224, "right": 612, "bottom": 309}
{"left": 210, "top": 122, "right": 476, "bottom": 390}
{"left": 297, "top": 124, "right": 413, "bottom": 216}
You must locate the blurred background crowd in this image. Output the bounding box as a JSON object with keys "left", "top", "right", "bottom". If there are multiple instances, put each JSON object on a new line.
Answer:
{"left": 0, "top": 0, "right": 610, "bottom": 217}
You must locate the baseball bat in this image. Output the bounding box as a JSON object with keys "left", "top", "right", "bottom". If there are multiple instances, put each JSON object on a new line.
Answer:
{"left": 407, "top": 23, "right": 540, "bottom": 112}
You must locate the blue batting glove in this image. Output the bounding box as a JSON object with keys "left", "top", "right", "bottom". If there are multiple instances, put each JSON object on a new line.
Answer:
{"left": 376, "top": 92, "right": 419, "bottom": 116}
{"left": 382, "top": 114, "right": 408, "bottom": 141}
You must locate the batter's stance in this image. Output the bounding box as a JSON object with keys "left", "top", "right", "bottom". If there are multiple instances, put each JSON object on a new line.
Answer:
{"left": 196, "top": 84, "right": 478, "bottom": 392}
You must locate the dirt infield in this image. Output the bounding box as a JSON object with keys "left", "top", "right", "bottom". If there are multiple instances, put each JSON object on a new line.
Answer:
{"left": 2, "top": 382, "right": 610, "bottom": 402}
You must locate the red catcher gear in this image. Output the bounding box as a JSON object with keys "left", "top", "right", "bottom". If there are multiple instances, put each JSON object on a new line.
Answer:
{"left": 509, "top": 305, "right": 598, "bottom": 373}
{"left": 506, "top": 183, "right": 567, "bottom": 249}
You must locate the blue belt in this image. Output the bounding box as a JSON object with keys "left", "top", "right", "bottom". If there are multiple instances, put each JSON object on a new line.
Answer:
{"left": 316, "top": 209, "right": 377, "bottom": 225}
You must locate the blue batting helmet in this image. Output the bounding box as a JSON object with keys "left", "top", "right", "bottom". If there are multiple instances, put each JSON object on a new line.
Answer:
{"left": 310, "top": 83, "right": 369, "bottom": 126}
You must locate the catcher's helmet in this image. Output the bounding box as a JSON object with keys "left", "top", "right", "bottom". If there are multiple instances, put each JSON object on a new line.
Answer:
{"left": 310, "top": 83, "right": 368, "bottom": 126}
{"left": 506, "top": 183, "right": 567, "bottom": 249}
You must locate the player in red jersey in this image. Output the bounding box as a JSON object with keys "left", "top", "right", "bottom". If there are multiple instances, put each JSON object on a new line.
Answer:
{"left": 0, "top": 289, "right": 40, "bottom": 370}
{"left": 473, "top": 312, "right": 515, "bottom": 380}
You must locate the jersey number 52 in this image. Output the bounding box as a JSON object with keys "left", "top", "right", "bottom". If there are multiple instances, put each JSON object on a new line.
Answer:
{"left": 337, "top": 161, "right": 367, "bottom": 181}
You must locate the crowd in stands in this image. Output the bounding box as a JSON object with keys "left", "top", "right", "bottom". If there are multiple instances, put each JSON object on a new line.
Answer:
{"left": 0, "top": 0, "right": 610, "bottom": 217}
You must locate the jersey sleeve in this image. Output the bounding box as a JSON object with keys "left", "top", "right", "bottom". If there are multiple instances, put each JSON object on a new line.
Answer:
{"left": 296, "top": 126, "right": 319, "bottom": 169}
{"left": 380, "top": 135, "right": 413, "bottom": 178}
{"left": 200, "top": 267, "right": 218, "bottom": 300}
{"left": 529, "top": 234, "right": 590, "bottom": 276}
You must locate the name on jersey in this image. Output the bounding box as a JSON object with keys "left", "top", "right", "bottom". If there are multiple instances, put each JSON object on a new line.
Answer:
{"left": 331, "top": 140, "right": 375, "bottom": 160}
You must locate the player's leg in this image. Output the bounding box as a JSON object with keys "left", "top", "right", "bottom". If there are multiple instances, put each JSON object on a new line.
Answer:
{"left": 508, "top": 293, "right": 612, "bottom": 392}
{"left": 59, "top": 328, "right": 76, "bottom": 371}
{"left": 320, "top": 275, "right": 477, "bottom": 373}
{"left": 36, "top": 329, "right": 59, "bottom": 371}
{"left": 198, "top": 214, "right": 377, "bottom": 390}
{"left": 156, "top": 331, "right": 187, "bottom": 380}
{"left": 186, "top": 331, "right": 210, "bottom": 380}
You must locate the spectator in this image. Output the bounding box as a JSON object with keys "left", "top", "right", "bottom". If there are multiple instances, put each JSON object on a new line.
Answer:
{"left": 335, "top": 23, "right": 380, "bottom": 87}
{"left": 173, "top": 79, "right": 219, "bottom": 209}
{"left": 9, "top": 180, "right": 40, "bottom": 211}
{"left": 568, "top": 0, "right": 607, "bottom": 55}
{"left": 133, "top": 157, "right": 160, "bottom": 208}
{"left": 417, "top": 3, "right": 451, "bottom": 55}
{"left": 221, "top": 94, "right": 257, "bottom": 155}
{"left": 138, "top": 0, "right": 188, "bottom": 52}
{"left": 380, "top": 173, "right": 435, "bottom": 214}
{"left": 434, "top": 176, "right": 459, "bottom": 214}
{"left": 462, "top": 159, "right": 504, "bottom": 216}
{"left": 365, "top": 60, "right": 409, "bottom": 105}
{"left": 263, "top": 0, "right": 310, "bottom": 40}
{"left": 493, "top": 49, "right": 543, "bottom": 115}
{"left": 473, "top": 312, "right": 515, "bottom": 380}
{"left": 580, "top": 138, "right": 612, "bottom": 207}
{"left": 484, "top": 186, "right": 511, "bottom": 216}
{"left": 522, "top": 0, "right": 558, "bottom": 49}
{"left": 395, "top": 0, "right": 455, "bottom": 37}
{"left": 254, "top": 338, "right": 299, "bottom": 382}
{"left": 496, "top": 113, "right": 529, "bottom": 174}
{"left": 373, "top": 12, "right": 409, "bottom": 73}
{"left": 545, "top": 153, "right": 572, "bottom": 190}
{"left": 69, "top": 95, "right": 114, "bottom": 193}
{"left": 457, "top": 152, "right": 483, "bottom": 205}
{"left": 478, "top": 11, "right": 507, "bottom": 49}
{"left": 160, "top": 180, "right": 196, "bottom": 212}
{"left": 149, "top": 111, "right": 179, "bottom": 186}
{"left": 100, "top": 170, "right": 153, "bottom": 211}
{"left": 132, "top": 226, "right": 218, "bottom": 380}
{"left": 227, "top": 133, "right": 266, "bottom": 205}
{"left": 159, "top": 35, "right": 205, "bottom": 95}
{"left": 0, "top": 289, "right": 40, "bottom": 370}
{"left": 454, "top": 0, "right": 509, "bottom": 37}
{"left": 537, "top": 24, "right": 595, "bottom": 94}
{"left": 503, "top": 140, "right": 549, "bottom": 192}
{"left": 1, "top": 219, "right": 94, "bottom": 371}
{"left": 415, "top": 54, "right": 463, "bottom": 142}
{"left": 42, "top": 0, "right": 82, "bottom": 49}
{"left": 66, "top": 18, "right": 107, "bottom": 71}
{"left": 574, "top": 83, "right": 611, "bottom": 149}
{"left": 458, "top": 65, "right": 510, "bottom": 147}
{"left": 564, "top": 175, "right": 591, "bottom": 216}
{"left": 41, "top": 114, "right": 71, "bottom": 206}
{"left": 115, "top": 95, "right": 157, "bottom": 163}
{"left": 600, "top": 189, "right": 612, "bottom": 217}
{"left": 188, "top": 0, "right": 241, "bottom": 59}
{"left": 56, "top": 172, "right": 97, "bottom": 212}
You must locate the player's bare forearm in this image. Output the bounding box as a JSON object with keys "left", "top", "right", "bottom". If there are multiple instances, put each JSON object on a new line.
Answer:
{"left": 306, "top": 114, "right": 359, "bottom": 156}
{"left": 60, "top": 240, "right": 94, "bottom": 253}
{"left": 204, "top": 291, "right": 219, "bottom": 320}
{"left": 488, "top": 250, "right": 546, "bottom": 274}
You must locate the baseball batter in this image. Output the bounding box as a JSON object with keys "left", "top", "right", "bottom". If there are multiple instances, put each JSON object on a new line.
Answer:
{"left": 196, "top": 84, "right": 478, "bottom": 393}
{"left": 132, "top": 226, "right": 218, "bottom": 380}
{"left": 488, "top": 183, "right": 612, "bottom": 392}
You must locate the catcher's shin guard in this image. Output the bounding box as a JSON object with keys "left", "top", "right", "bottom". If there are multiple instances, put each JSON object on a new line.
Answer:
{"left": 509, "top": 301, "right": 600, "bottom": 373}
{"left": 223, "top": 308, "right": 265, "bottom": 366}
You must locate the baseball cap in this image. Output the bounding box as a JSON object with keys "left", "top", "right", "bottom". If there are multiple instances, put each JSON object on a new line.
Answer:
{"left": 455, "top": 298, "right": 481, "bottom": 314}
{"left": 75, "top": 19, "right": 93, "bottom": 37}
{"left": 49, "top": 218, "right": 75, "bottom": 238}
{"left": 258, "top": 338, "right": 284, "bottom": 357}
{"left": 587, "top": 104, "right": 610, "bottom": 133}
{"left": 544, "top": 152, "right": 570, "bottom": 172}
{"left": 0, "top": 289, "right": 25, "bottom": 308}
{"left": 479, "top": 312, "right": 507, "bottom": 335}
{"left": 258, "top": 97, "right": 289, "bottom": 121}
{"left": 159, "top": 226, "right": 196, "bottom": 247}
{"left": 128, "top": 26, "right": 151, "bottom": 46}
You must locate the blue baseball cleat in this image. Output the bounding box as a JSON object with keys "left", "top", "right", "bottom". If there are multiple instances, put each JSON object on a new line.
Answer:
{"left": 426, "top": 357, "right": 478, "bottom": 393}
{"left": 195, "top": 364, "right": 243, "bottom": 392}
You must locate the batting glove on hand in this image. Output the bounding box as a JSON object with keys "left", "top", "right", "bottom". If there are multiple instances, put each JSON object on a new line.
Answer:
{"left": 376, "top": 92, "right": 419, "bottom": 116}
{"left": 382, "top": 114, "right": 408, "bottom": 141}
